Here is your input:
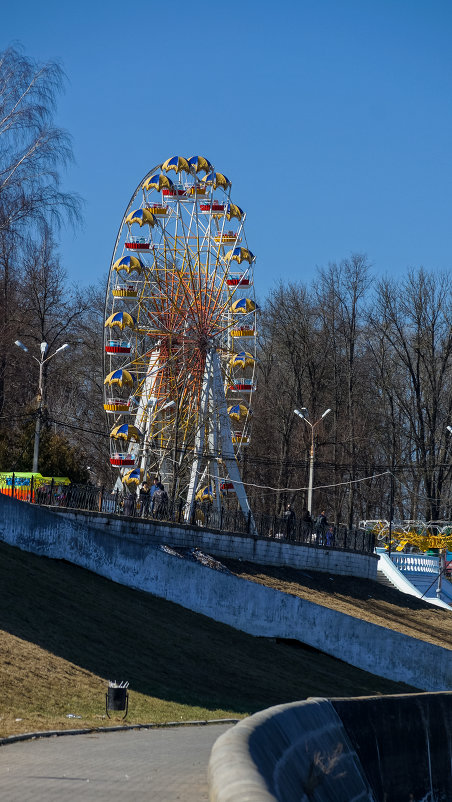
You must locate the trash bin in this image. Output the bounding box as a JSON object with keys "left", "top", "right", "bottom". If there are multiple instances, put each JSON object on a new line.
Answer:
{"left": 106, "top": 684, "right": 129, "bottom": 719}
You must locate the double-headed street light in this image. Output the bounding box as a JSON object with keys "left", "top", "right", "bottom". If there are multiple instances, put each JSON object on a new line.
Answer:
{"left": 14, "top": 340, "right": 69, "bottom": 473}
{"left": 294, "top": 407, "right": 331, "bottom": 515}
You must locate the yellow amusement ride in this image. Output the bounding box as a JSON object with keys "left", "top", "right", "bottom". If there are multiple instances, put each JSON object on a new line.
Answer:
{"left": 361, "top": 520, "right": 452, "bottom": 554}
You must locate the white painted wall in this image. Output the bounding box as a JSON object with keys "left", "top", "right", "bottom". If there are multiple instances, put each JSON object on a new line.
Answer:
{"left": 54, "top": 508, "right": 378, "bottom": 580}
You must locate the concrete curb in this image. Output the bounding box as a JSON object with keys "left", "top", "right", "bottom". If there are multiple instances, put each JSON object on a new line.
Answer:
{"left": 0, "top": 718, "right": 239, "bottom": 748}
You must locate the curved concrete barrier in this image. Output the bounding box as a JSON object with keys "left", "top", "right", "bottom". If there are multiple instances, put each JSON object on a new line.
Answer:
{"left": 208, "top": 693, "right": 452, "bottom": 801}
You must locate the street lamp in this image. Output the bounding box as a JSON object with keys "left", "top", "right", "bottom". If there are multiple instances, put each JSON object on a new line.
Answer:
{"left": 14, "top": 340, "right": 69, "bottom": 473}
{"left": 294, "top": 407, "right": 331, "bottom": 515}
{"left": 435, "top": 425, "right": 452, "bottom": 597}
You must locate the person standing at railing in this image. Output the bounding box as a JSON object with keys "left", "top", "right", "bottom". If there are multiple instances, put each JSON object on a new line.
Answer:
{"left": 283, "top": 504, "right": 296, "bottom": 540}
{"left": 301, "top": 507, "right": 313, "bottom": 541}
{"left": 316, "top": 510, "right": 328, "bottom": 545}
{"left": 54, "top": 485, "right": 65, "bottom": 506}
{"left": 123, "top": 492, "right": 135, "bottom": 517}
{"left": 326, "top": 525, "right": 334, "bottom": 546}
{"left": 152, "top": 484, "right": 168, "bottom": 519}
{"left": 147, "top": 477, "right": 161, "bottom": 517}
{"left": 139, "top": 482, "right": 151, "bottom": 517}
{"left": 150, "top": 477, "right": 163, "bottom": 505}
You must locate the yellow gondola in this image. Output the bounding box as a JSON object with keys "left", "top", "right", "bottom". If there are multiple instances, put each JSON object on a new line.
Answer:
{"left": 195, "top": 485, "right": 214, "bottom": 502}
{"left": 229, "top": 352, "right": 255, "bottom": 369}
{"left": 162, "top": 156, "right": 190, "bottom": 174}
{"left": 104, "top": 369, "right": 135, "bottom": 388}
{"left": 201, "top": 171, "right": 231, "bottom": 190}
{"left": 122, "top": 468, "right": 145, "bottom": 486}
{"left": 187, "top": 155, "right": 213, "bottom": 174}
{"left": 230, "top": 298, "right": 256, "bottom": 314}
{"left": 104, "top": 311, "right": 137, "bottom": 330}
{"left": 143, "top": 173, "right": 174, "bottom": 192}
{"left": 110, "top": 424, "right": 141, "bottom": 443}
{"left": 125, "top": 208, "right": 157, "bottom": 227}
{"left": 227, "top": 403, "right": 249, "bottom": 420}
{"left": 113, "top": 255, "right": 143, "bottom": 275}
{"left": 226, "top": 203, "right": 244, "bottom": 221}
{"left": 224, "top": 246, "right": 254, "bottom": 265}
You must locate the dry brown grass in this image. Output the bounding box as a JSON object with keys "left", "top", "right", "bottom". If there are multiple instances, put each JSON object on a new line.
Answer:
{"left": 220, "top": 559, "right": 452, "bottom": 650}
{"left": 0, "top": 541, "right": 416, "bottom": 738}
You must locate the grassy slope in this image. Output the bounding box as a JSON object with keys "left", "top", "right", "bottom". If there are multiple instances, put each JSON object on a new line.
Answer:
{"left": 0, "top": 541, "right": 414, "bottom": 737}
{"left": 220, "top": 559, "right": 452, "bottom": 649}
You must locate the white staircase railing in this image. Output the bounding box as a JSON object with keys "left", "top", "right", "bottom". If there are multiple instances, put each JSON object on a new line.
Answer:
{"left": 390, "top": 553, "right": 439, "bottom": 574}
{"left": 376, "top": 553, "right": 451, "bottom": 610}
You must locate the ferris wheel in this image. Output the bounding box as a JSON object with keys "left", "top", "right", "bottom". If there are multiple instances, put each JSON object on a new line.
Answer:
{"left": 103, "top": 155, "right": 257, "bottom": 520}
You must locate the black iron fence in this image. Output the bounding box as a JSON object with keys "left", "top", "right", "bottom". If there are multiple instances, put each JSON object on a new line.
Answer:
{"left": 12, "top": 479, "right": 376, "bottom": 556}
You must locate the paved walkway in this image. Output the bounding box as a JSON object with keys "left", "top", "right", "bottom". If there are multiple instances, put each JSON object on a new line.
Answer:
{"left": 0, "top": 723, "right": 233, "bottom": 801}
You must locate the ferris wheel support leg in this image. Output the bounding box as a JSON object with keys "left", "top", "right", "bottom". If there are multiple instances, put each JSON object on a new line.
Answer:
{"left": 185, "top": 354, "right": 212, "bottom": 522}
{"left": 135, "top": 349, "right": 161, "bottom": 483}
{"left": 211, "top": 352, "right": 256, "bottom": 535}
{"left": 209, "top": 386, "right": 222, "bottom": 514}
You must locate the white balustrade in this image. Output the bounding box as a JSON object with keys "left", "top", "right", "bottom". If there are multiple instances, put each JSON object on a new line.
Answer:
{"left": 391, "top": 553, "right": 439, "bottom": 573}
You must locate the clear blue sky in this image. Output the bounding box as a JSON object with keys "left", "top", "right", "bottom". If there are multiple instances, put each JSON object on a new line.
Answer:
{"left": 3, "top": 0, "right": 452, "bottom": 300}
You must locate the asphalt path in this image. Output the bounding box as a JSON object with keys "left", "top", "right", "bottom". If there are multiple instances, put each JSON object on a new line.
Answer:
{"left": 0, "top": 723, "right": 234, "bottom": 801}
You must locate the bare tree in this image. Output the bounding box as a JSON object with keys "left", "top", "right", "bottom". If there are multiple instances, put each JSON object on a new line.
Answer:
{"left": 370, "top": 269, "right": 452, "bottom": 519}
{"left": 316, "top": 255, "right": 373, "bottom": 525}
{"left": 246, "top": 281, "right": 333, "bottom": 516}
{"left": 0, "top": 229, "right": 21, "bottom": 414}
{"left": 0, "top": 46, "right": 81, "bottom": 237}
{"left": 0, "top": 232, "right": 110, "bottom": 481}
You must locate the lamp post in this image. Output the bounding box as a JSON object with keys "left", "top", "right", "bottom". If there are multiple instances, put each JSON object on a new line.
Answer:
{"left": 14, "top": 340, "right": 69, "bottom": 473}
{"left": 294, "top": 407, "right": 331, "bottom": 515}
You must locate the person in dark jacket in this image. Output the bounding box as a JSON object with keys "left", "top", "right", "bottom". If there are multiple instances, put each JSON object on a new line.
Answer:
{"left": 139, "top": 482, "right": 151, "bottom": 517}
{"left": 316, "top": 510, "right": 328, "bottom": 544}
{"left": 283, "top": 503, "right": 296, "bottom": 539}
{"left": 152, "top": 483, "right": 169, "bottom": 518}
{"left": 301, "top": 507, "right": 313, "bottom": 541}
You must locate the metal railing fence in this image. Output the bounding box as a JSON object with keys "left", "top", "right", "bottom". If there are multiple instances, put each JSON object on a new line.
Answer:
{"left": 4, "top": 478, "right": 375, "bottom": 555}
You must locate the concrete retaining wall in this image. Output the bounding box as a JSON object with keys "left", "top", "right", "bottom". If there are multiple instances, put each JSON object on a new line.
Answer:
{"left": 54, "top": 507, "right": 378, "bottom": 579}
{"left": 1, "top": 494, "right": 451, "bottom": 691}
{"left": 208, "top": 692, "right": 452, "bottom": 802}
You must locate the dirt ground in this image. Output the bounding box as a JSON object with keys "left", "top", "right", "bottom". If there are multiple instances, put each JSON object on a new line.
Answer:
{"left": 219, "top": 558, "right": 452, "bottom": 650}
